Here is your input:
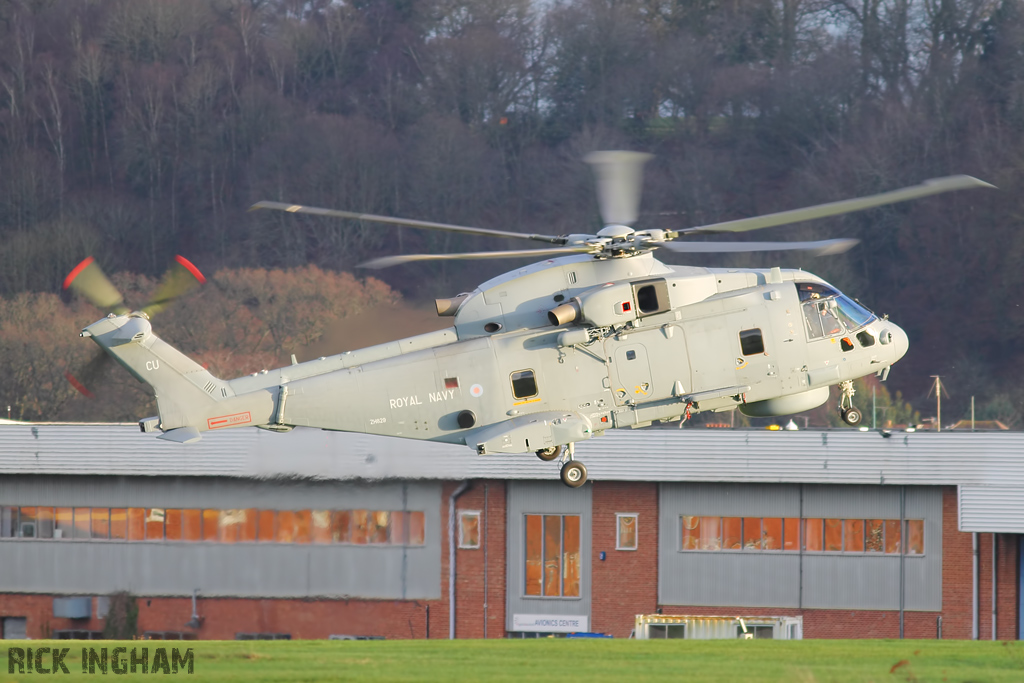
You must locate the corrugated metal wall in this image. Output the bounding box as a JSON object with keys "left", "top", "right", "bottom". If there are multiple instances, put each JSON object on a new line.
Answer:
{"left": 505, "top": 481, "right": 592, "bottom": 631}
{"left": 0, "top": 476, "right": 441, "bottom": 599}
{"left": 959, "top": 486, "right": 1024, "bottom": 532}
{"left": 4, "top": 424, "right": 1024, "bottom": 497}
{"left": 659, "top": 483, "right": 942, "bottom": 611}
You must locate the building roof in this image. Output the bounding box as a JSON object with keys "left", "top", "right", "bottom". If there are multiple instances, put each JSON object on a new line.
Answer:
{"left": 1, "top": 422, "right": 1023, "bottom": 488}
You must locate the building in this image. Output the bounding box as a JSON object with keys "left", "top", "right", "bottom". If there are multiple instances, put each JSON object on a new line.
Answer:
{"left": 0, "top": 423, "right": 1021, "bottom": 640}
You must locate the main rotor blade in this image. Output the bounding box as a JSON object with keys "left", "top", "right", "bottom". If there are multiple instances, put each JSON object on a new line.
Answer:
{"left": 250, "top": 201, "right": 565, "bottom": 245}
{"left": 584, "top": 151, "right": 653, "bottom": 226}
{"left": 142, "top": 255, "right": 206, "bottom": 317}
{"left": 359, "top": 246, "right": 596, "bottom": 269}
{"left": 63, "top": 257, "right": 127, "bottom": 314}
{"left": 660, "top": 238, "right": 860, "bottom": 256}
{"left": 680, "top": 175, "right": 996, "bottom": 235}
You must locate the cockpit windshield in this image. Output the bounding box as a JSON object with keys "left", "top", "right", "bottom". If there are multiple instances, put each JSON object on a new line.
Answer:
{"left": 795, "top": 282, "right": 877, "bottom": 340}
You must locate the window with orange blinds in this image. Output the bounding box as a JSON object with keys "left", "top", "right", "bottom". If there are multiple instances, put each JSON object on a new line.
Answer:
{"left": 524, "top": 514, "right": 581, "bottom": 598}
{"left": 681, "top": 516, "right": 924, "bottom": 555}
{"left": 0, "top": 506, "right": 426, "bottom": 546}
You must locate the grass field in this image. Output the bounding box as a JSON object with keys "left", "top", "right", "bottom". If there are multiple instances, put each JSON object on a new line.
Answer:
{"left": 3, "top": 639, "right": 1024, "bottom": 682}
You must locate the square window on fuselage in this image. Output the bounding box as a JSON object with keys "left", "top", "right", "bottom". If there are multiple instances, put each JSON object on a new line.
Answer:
{"left": 739, "top": 328, "right": 765, "bottom": 356}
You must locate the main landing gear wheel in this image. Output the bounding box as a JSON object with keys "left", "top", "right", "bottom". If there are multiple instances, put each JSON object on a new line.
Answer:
{"left": 841, "top": 407, "right": 863, "bottom": 426}
{"left": 536, "top": 446, "right": 562, "bottom": 462}
{"left": 560, "top": 461, "right": 588, "bottom": 488}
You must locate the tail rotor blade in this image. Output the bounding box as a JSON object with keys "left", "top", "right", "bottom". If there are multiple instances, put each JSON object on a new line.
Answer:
{"left": 584, "top": 151, "right": 653, "bottom": 227}
{"left": 63, "top": 257, "right": 126, "bottom": 313}
{"left": 65, "top": 350, "right": 111, "bottom": 398}
{"left": 142, "top": 255, "right": 206, "bottom": 317}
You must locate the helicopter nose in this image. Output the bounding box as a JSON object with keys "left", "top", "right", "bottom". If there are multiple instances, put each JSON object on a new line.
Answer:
{"left": 890, "top": 324, "right": 909, "bottom": 362}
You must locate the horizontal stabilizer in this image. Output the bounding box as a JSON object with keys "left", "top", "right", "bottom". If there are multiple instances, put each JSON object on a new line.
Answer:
{"left": 157, "top": 427, "right": 202, "bottom": 444}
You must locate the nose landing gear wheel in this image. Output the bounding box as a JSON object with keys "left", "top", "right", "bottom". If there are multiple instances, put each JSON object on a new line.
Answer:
{"left": 560, "top": 461, "right": 588, "bottom": 488}
{"left": 536, "top": 446, "right": 562, "bottom": 462}
{"left": 841, "top": 407, "right": 863, "bottom": 426}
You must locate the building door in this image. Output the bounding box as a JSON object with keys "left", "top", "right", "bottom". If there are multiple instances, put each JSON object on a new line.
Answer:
{"left": 2, "top": 617, "right": 27, "bottom": 639}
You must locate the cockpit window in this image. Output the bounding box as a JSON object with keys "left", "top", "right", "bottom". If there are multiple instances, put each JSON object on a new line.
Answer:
{"left": 833, "top": 295, "right": 875, "bottom": 331}
{"left": 797, "top": 282, "right": 877, "bottom": 340}
{"left": 796, "top": 282, "right": 840, "bottom": 302}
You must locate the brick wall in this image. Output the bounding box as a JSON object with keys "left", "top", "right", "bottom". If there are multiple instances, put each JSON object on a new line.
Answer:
{"left": 451, "top": 480, "right": 506, "bottom": 639}
{"left": 2, "top": 482, "right": 1018, "bottom": 641}
{"left": 590, "top": 482, "right": 659, "bottom": 637}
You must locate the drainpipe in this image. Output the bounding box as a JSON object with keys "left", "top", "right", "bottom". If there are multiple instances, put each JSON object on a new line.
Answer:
{"left": 992, "top": 534, "right": 998, "bottom": 640}
{"left": 483, "top": 483, "right": 489, "bottom": 640}
{"left": 972, "top": 532, "right": 979, "bottom": 639}
{"left": 449, "top": 480, "right": 471, "bottom": 639}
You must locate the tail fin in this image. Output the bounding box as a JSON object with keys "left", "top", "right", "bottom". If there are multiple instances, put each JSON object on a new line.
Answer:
{"left": 82, "top": 314, "right": 273, "bottom": 435}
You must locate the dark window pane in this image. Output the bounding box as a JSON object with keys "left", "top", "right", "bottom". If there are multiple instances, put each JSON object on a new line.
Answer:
{"left": 739, "top": 329, "right": 765, "bottom": 355}
{"left": 511, "top": 370, "right": 538, "bottom": 399}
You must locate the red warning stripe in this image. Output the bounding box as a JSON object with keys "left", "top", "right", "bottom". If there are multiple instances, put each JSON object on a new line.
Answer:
{"left": 174, "top": 255, "right": 206, "bottom": 284}
{"left": 63, "top": 256, "right": 95, "bottom": 290}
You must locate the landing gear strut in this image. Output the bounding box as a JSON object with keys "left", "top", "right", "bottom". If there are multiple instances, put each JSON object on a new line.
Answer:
{"left": 557, "top": 442, "right": 588, "bottom": 488}
{"left": 838, "top": 380, "right": 862, "bottom": 426}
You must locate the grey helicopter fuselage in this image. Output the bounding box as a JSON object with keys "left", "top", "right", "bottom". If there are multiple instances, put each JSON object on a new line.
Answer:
{"left": 82, "top": 251, "right": 908, "bottom": 454}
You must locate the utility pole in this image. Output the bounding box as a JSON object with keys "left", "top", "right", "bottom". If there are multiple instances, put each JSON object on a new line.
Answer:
{"left": 928, "top": 376, "right": 948, "bottom": 431}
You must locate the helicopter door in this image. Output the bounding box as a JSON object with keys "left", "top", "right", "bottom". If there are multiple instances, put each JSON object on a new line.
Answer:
{"left": 608, "top": 343, "right": 654, "bottom": 405}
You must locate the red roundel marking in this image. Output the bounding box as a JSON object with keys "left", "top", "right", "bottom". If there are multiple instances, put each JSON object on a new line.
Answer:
{"left": 174, "top": 255, "right": 206, "bottom": 284}
{"left": 63, "top": 256, "right": 95, "bottom": 290}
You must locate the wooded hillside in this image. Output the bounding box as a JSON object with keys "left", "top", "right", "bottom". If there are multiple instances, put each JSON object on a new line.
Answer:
{"left": 1, "top": 0, "right": 1021, "bottom": 425}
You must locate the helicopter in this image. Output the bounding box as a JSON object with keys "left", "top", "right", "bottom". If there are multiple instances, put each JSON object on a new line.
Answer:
{"left": 67, "top": 152, "right": 993, "bottom": 487}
